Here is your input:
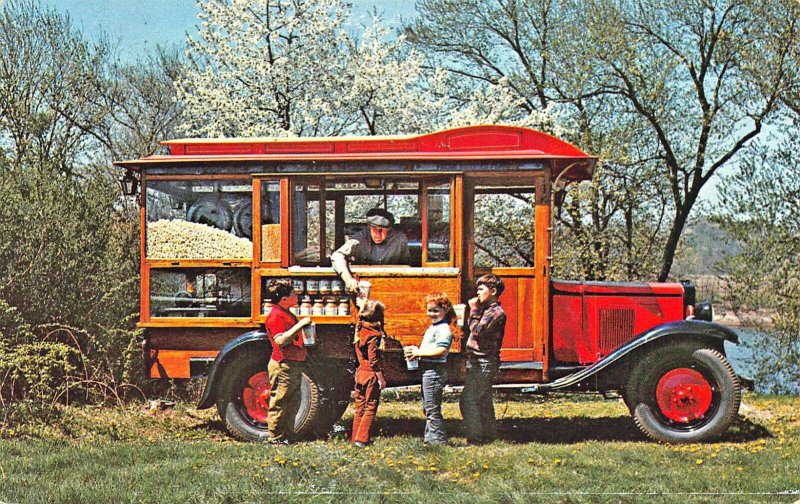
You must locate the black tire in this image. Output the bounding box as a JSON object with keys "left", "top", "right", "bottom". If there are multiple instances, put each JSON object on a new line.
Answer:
{"left": 187, "top": 196, "right": 233, "bottom": 231}
{"left": 215, "top": 351, "right": 320, "bottom": 442}
{"left": 626, "top": 341, "right": 741, "bottom": 443}
{"left": 232, "top": 201, "right": 253, "bottom": 239}
{"left": 307, "top": 361, "right": 353, "bottom": 437}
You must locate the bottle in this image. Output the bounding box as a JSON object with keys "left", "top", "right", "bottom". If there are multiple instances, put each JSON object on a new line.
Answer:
{"left": 292, "top": 279, "right": 305, "bottom": 295}
{"left": 331, "top": 279, "right": 344, "bottom": 295}
{"left": 324, "top": 297, "right": 338, "bottom": 316}
{"left": 306, "top": 279, "right": 319, "bottom": 296}
{"left": 299, "top": 296, "right": 313, "bottom": 316}
{"left": 312, "top": 298, "right": 324, "bottom": 316}
{"left": 319, "top": 279, "right": 331, "bottom": 296}
{"left": 337, "top": 297, "right": 350, "bottom": 316}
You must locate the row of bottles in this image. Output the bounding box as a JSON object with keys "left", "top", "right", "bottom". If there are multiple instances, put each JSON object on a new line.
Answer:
{"left": 292, "top": 278, "right": 344, "bottom": 297}
{"left": 263, "top": 295, "right": 350, "bottom": 316}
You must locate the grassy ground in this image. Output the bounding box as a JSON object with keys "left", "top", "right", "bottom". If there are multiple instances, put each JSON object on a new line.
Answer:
{"left": 0, "top": 391, "right": 798, "bottom": 503}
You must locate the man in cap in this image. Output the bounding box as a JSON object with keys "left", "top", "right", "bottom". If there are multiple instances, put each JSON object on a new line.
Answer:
{"left": 331, "top": 208, "right": 410, "bottom": 292}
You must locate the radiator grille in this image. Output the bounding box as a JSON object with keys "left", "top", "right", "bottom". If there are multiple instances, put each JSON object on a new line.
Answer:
{"left": 599, "top": 308, "right": 635, "bottom": 353}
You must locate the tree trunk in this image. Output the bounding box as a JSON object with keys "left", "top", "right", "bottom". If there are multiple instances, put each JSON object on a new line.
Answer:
{"left": 658, "top": 208, "right": 690, "bottom": 282}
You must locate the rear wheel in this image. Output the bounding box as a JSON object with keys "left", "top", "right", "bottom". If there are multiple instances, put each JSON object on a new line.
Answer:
{"left": 215, "top": 351, "right": 320, "bottom": 442}
{"left": 308, "top": 361, "right": 353, "bottom": 437}
{"left": 626, "top": 341, "right": 741, "bottom": 443}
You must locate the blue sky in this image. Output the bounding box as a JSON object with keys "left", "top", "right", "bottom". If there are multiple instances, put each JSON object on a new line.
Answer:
{"left": 42, "top": 0, "right": 418, "bottom": 59}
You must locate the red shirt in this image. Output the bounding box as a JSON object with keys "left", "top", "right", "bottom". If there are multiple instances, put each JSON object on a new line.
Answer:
{"left": 264, "top": 305, "right": 307, "bottom": 362}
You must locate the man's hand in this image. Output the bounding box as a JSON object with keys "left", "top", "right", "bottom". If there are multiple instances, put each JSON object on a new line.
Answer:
{"left": 297, "top": 317, "right": 312, "bottom": 328}
{"left": 377, "top": 374, "right": 387, "bottom": 390}
{"left": 403, "top": 345, "right": 418, "bottom": 359}
{"left": 345, "top": 278, "right": 359, "bottom": 293}
{"left": 468, "top": 297, "right": 480, "bottom": 312}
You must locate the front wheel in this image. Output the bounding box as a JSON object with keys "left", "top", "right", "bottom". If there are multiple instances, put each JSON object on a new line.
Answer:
{"left": 626, "top": 342, "right": 741, "bottom": 443}
{"left": 215, "top": 351, "right": 320, "bottom": 442}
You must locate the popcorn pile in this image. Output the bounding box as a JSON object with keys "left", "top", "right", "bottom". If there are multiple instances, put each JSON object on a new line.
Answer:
{"left": 147, "top": 219, "right": 253, "bottom": 259}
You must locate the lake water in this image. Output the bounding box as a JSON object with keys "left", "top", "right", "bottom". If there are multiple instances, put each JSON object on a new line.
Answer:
{"left": 725, "top": 327, "right": 797, "bottom": 394}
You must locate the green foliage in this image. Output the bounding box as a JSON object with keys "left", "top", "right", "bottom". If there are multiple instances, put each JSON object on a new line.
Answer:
{"left": 714, "top": 123, "right": 800, "bottom": 394}
{"left": 0, "top": 1, "right": 180, "bottom": 426}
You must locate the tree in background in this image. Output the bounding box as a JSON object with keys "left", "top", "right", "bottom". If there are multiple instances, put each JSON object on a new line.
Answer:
{"left": 177, "top": 0, "right": 555, "bottom": 138}
{"left": 407, "top": 0, "right": 672, "bottom": 281}
{"left": 577, "top": 0, "right": 799, "bottom": 281}
{"left": 0, "top": 1, "right": 182, "bottom": 413}
{"left": 713, "top": 122, "right": 800, "bottom": 394}
{"left": 408, "top": 0, "right": 800, "bottom": 282}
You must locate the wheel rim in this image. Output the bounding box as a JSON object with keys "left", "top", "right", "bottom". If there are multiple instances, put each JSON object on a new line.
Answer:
{"left": 656, "top": 368, "right": 713, "bottom": 423}
{"left": 240, "top": 371, "right": 271, "bottom": 425}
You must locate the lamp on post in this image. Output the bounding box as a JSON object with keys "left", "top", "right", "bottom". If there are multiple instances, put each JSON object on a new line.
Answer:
{"left": 120, "top": 169, "right": 139, "bottom": 196}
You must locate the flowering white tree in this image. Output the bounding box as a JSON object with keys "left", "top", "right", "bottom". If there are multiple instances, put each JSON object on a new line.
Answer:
{"left": 177, "top": 0, "right": 353, "bottom": 137}
{"left": 177, "top": 0, "right": 557, "bottom": 138}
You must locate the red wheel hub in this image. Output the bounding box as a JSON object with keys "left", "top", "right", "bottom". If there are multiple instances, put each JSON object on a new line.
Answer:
{"left": 656, "top": 368, "right": 713, "bottom": 423}
{"left": 241, "top": 371, "right": 271, "bottom": 424}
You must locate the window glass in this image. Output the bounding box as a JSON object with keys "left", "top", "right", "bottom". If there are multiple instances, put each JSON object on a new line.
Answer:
{"left": 292, "top": 179, "right": 421, "bottom": 266}
{"left": 292, "top": 183, "right": 324, "bottom": 264}
{"left": 150, "top": 268, "right": 251, "bottom": 318}
{"left": 473, "top": 185, "right": 536, "bottom": 268}
{"left": 427, "top": 182, "right": 451, "bottom": 263}
{"left": 261, "top": 181, "right": 281, "bottom": 263}
{"left": 146, "top": 179, "right": 253, "bottom": 259}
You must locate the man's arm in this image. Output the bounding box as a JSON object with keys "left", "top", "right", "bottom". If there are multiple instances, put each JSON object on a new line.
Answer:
{"left": 331, "top": 238, "right": 361, "bottom": 292}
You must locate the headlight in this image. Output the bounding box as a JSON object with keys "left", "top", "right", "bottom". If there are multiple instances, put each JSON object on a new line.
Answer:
{"left": 694, "top": 302, "right": 713, "bottom": 321}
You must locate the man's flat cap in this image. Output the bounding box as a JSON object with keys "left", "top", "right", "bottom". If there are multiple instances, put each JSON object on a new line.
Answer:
{"left": 366, "top": 208, "right": 395, "bottom": 228}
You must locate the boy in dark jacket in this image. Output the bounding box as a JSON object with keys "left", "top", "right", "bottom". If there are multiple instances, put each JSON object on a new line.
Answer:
{"left": 460, "top": 274, "right": 506, "bottom": 444}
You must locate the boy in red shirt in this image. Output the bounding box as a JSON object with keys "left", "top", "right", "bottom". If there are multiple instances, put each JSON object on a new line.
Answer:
{"left": 263, "top": 279, "right": 312, "bottom": 444}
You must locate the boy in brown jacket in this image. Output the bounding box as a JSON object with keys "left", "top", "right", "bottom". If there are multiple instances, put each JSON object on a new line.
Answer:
{"left": 351, "top": 300, "right": 387, "bottom": 447}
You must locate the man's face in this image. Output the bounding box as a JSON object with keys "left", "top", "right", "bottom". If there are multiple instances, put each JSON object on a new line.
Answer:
{"left": 369, "top": 224, "right": 390, "bottom": 244}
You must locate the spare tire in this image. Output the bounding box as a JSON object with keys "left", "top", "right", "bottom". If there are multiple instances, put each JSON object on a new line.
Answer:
{"left": 232, "top": 201, "right": 253, "bottom": 239}
{"left": 187, "top": 196, "right": 233, "bottom": 231}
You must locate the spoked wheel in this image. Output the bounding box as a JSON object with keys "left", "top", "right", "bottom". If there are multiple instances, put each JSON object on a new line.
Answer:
{"left": 626, "top": 341, "right": 741, "bottom": 443}
{"left": 215, "top": 351, "right": 320, "bottom": 442}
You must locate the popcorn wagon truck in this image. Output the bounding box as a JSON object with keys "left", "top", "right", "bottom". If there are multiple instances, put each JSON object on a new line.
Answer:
{"left": 115, "top": 125, "right": 744, "bottom": 444}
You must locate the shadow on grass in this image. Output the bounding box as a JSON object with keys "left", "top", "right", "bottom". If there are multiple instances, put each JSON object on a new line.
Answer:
{"left": 373, "top": 415, "right": 772, "bottom": 445}
{"left": 188, "top": 403, "right": 773, "bottom": 445}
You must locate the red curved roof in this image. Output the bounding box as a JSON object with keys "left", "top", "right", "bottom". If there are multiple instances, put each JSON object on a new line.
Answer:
{"left": 115, "top": 125, "right": 596, "bottom": 179}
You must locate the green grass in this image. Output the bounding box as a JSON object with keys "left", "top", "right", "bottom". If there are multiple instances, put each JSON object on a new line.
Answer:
{"left": 1, "top": 392, "right": 798, "bottom": 503}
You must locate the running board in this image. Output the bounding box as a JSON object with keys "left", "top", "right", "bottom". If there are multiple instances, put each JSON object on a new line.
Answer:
{"left": 499, "top": 361, "right": 543, "bottom": 370}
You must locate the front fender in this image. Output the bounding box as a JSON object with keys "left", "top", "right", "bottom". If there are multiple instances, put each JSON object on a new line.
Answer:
{"left": 535, "top": 320, "right": 739, "bottom": 392}
{"left": 197, "top": 330, "right": 269, "bottom": 409}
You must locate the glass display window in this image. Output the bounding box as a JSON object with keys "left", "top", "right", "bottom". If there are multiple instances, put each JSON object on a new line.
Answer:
{"left": 426, "top": 182, "right": 451, "bottom": 263}
{"left": 260, "top": 180, "right": 282, "bottom": 263}
{"left": 473, "top": 184, "right": 536, "bottom": 268}
{"left": 291, "top": 179, "right": 423, "bottom": 266}
{"left": 146, "top": 179, "right": 253, "bottom": 259}
{"left": 149, "top": 268, "right": 251, "bottom": 318}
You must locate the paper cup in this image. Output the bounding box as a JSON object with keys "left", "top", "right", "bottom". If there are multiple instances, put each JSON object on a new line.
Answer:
{"left": 454, "top": 303, "right": 466, "bottom": 327}
{"left": 301, "top": 324, "right": 316, "bottom": 346}
{"left": 357, "top": 280, "right": 371, "bottom": 299}
{"left": 406, "top": 357, "right": 419, "bottom": 371}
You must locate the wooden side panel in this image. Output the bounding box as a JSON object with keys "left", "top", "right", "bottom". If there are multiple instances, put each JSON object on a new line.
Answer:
{"left": 534, "top": 203, "right": 551, "bottom": 376}
{"left": 140, "top": 204, "right": 149, "bottom": 323}
{"left": 494, "top": 275, "right": 536, "bottom": 362}
{"left": 364, "top": 276, "right": 461, "bottom": 349}
{"left": 149, "top": 350, "right": 219, "bottom": 379}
